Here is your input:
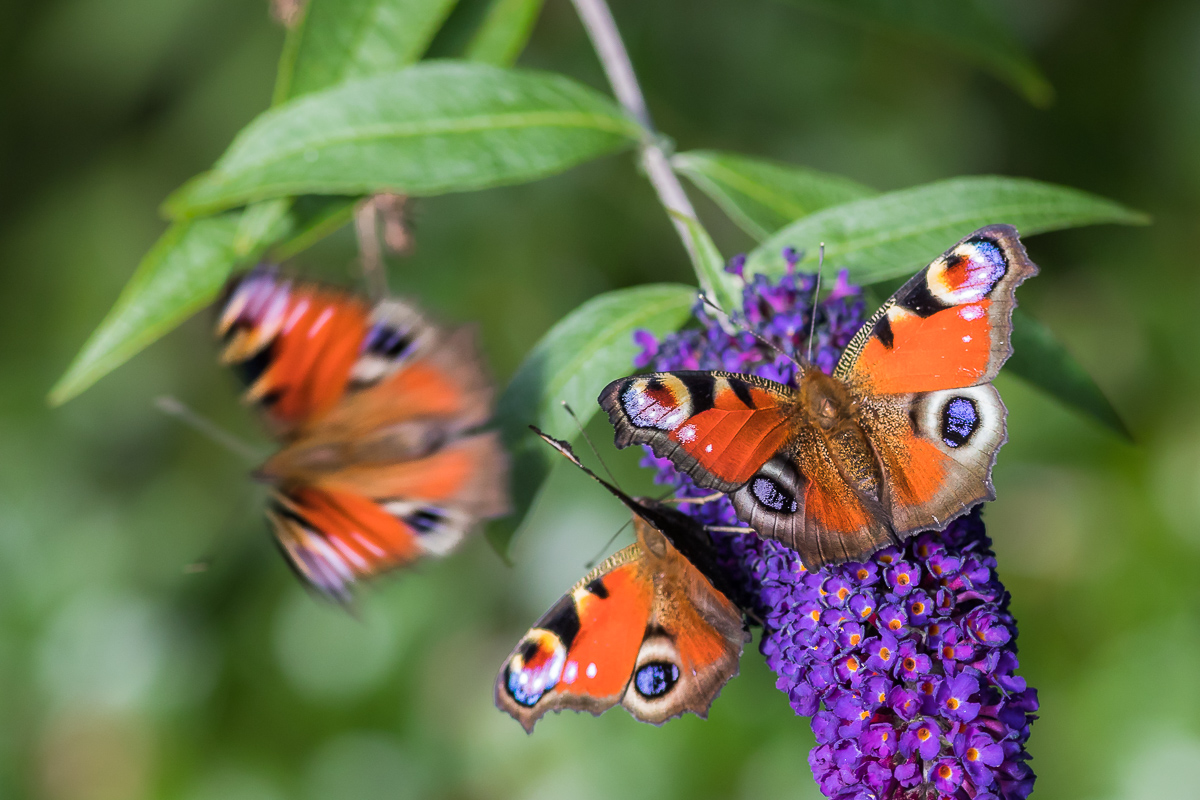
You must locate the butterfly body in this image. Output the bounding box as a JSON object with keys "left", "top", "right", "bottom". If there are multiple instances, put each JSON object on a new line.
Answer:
{"left": 600, "top": 225, "right": 1035, "bottom": 568}
{"left": 217, "top": 268, "right": 508, "bottom": 601}
{"left": 496, "top": 434, "right": 748, "bottom": 733}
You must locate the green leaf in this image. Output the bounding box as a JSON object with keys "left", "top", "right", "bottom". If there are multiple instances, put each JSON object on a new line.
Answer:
{"left": 745, "top": 176, "right": 1149, "bottom": 285}
{"left": 781, "top": 0, "right": 1054, "bottom": 107}
{"left": 487, "top": 284, "right": 697, "bottom": 556}
{"left": 464, "top": 0, "right": 546, "bottom": 66}
{"left": 672, "top": 149, "right": 876, "bottom": 240}
{"left": 1006, "top": 308, "right": 1131, "bottom": 439}
{"left": 668, "top": 209, "right": 741, "bottom": 314}
{"left": 270, "top": 195, "right": 359, "bottom": 259}
{"left": 274, "top": 0, "right": 461, "bottom": 102}
{"left": 165, "top": 62, "right": 640, "bottom": 219}
{"left": 50, "top": 204, "right": 302, "bottom": 406}
{"left": 233, "top": 199, "right": 292, "bottom": 256}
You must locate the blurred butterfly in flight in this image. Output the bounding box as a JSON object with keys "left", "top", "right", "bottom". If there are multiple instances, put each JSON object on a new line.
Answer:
{"left": 216, "top": 266, "right": 509, "bottom": 602}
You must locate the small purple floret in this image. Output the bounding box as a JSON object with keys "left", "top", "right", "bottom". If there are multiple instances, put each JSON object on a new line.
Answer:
{"left": 629, "top": 263, "right": 1037, "bottom": 799}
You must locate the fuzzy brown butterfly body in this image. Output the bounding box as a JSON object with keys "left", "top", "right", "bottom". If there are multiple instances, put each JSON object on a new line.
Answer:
{"left": 600, "top": 224, "right": 1037, "bottom": 569}
{"left": 217, "top": 267, "right": 509, "bottom": 602}
{"left": 495, "top": 432, "right": 749, "bottom": 733}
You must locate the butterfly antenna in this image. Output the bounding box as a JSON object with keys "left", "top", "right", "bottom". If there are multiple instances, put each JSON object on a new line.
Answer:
{"left": 354, "top": 197, "right": 390, "bottom": 301}
{"left": 584, "top": 518, "right": 634, "bottom": 569}
{"left": 698, "top": 293, "right": 803, "bottom": 372}
{"left": 154, "top": 396, "right": 262, "bottom": 464}
{"left": 561, "top": 401, "right": 623, "bottom": 490}
{"left": 806, "top": 242, "right": 825, "bottom": 365}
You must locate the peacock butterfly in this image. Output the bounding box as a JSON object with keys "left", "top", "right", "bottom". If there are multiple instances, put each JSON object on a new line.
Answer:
{"left": 495, "top": 430, "right": 749, "bottom": 732}
{"left": 599, "top": 224, "right": 1037, "bottom": 569}
{"left": 216, "top": 266, "right": 509, "bottom": 601}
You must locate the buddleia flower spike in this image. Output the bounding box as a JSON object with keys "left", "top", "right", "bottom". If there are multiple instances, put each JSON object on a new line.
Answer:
{"left": 630, "top": 254, "right": 1038, "bottom": 800}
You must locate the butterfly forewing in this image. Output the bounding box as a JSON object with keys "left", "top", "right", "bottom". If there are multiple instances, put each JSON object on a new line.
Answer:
{"left": 599, "top": 371, "right": 795, "bottom": 492}
{"left": 835, "top": 224, "right": 1038, "bottom": 394}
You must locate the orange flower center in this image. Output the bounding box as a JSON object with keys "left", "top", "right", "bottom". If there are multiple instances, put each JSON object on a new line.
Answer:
{"left": 810, "top": 610, "right": 821, "bottom": 622}
{"left": 937, "top": 764, "right": 953, "bottom": 779}
{"left": 912, "top": 602, "right": 925, "bottom": 614}
{"left": 857, "top": 569, "right": 869, "bottom": 580}
{"left": 947, "top": 698, "right": 960, "bottom": 710}
{"left": 966, "top": 747, "right": 980, "bottom": 762}
{"left": 903, "top": 657, "right": 917, "bottom": 671}
{"left": 850, "top": 634, "right": 861, "bottom": 646}
{"left": 897, "top": 573, "right": 911, "bottom": 585}
{"left": 917, "top": 727, "right": 932, "bottom": 741}
{"left": 846, "top": 658, "right": 859, "bottom": 672}
{"left": 879, "top": 647, "right": 891, "bottom": 661}
{"left": 888, "top": 619, "right": 902, "bottom": 630}
{"left": 943, "top": 646, "right": 955, "bottom": 659}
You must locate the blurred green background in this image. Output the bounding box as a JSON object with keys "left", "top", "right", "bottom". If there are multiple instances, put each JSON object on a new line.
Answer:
{"left": 2, "top": 0, "right": 1199, "bottom": 798}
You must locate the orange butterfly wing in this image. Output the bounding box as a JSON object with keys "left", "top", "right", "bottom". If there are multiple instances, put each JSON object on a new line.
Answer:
{"left": 496, "top": 511, "right": 746, "bottom": 732}
{"left": 599, "top": 372, "right": 794, "bottom": 492}
{"left": 834, "top": 224, "right": 1038, "bottom": 394}
{"left": 218, "top": 271, "right": 370, "bottom": 434}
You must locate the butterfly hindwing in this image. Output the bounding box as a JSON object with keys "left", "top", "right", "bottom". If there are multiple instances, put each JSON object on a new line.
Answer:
{"left": 268, "top": 434, "right": 509, "bottom": 602}
{"left": 834, "top": 224, "right": 1038, "bottom": 394}
{"left": 730, "top": 435, "right": 895, "bottom": 569}
{"left": 496, "top": 512, "right": 746, "bottom": 732}
{"left": 598, "top": 371, "right": 794, "bottom": 491}
{"left": 857, "top": 385, "right": 1006, "bottom": 536}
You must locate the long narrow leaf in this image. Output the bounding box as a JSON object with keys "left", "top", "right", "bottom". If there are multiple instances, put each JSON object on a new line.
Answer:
{"left": 465, "top": 0, "right": 546, "bottom": 67}
{"left": 165, "top": 63, "right": 640, "bottom": 219}
{"left": 270, "top": 195, "right": 358, "bottom": 259}
{"left": 1007, "top": 309, "right": 1131, "bottom": 438}
{"left": 745, "top": 176, "right": 1148, "bottom": 285}
{"left": 668, "top": 210, "right": 741, "bottom": 314}
{"left": 275, "top": 0, "right": 460, "bottom": 101}
{"left": 49, "top": 201, "right": 313, "bottom": 405}
{"left": 487, "top": 284, "right": 697, "bottom": 556}
{"left": 672, "top": 150, "right": 876, "bottom": 240}
{"left": 780, "top": 0, "right": 1054, "bottom": 107}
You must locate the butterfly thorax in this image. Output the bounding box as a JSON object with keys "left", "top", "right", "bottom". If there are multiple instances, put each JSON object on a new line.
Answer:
{"left": 788, "top": 369, "right": 884, "bottom": 506}
{"left": 794, "top": 368, "right": 859, "bottom": 434}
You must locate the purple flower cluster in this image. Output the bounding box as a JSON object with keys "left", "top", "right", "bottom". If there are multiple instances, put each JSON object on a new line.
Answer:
{"left": 632, "top": 257, "right": 1038, "bottom": 800}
